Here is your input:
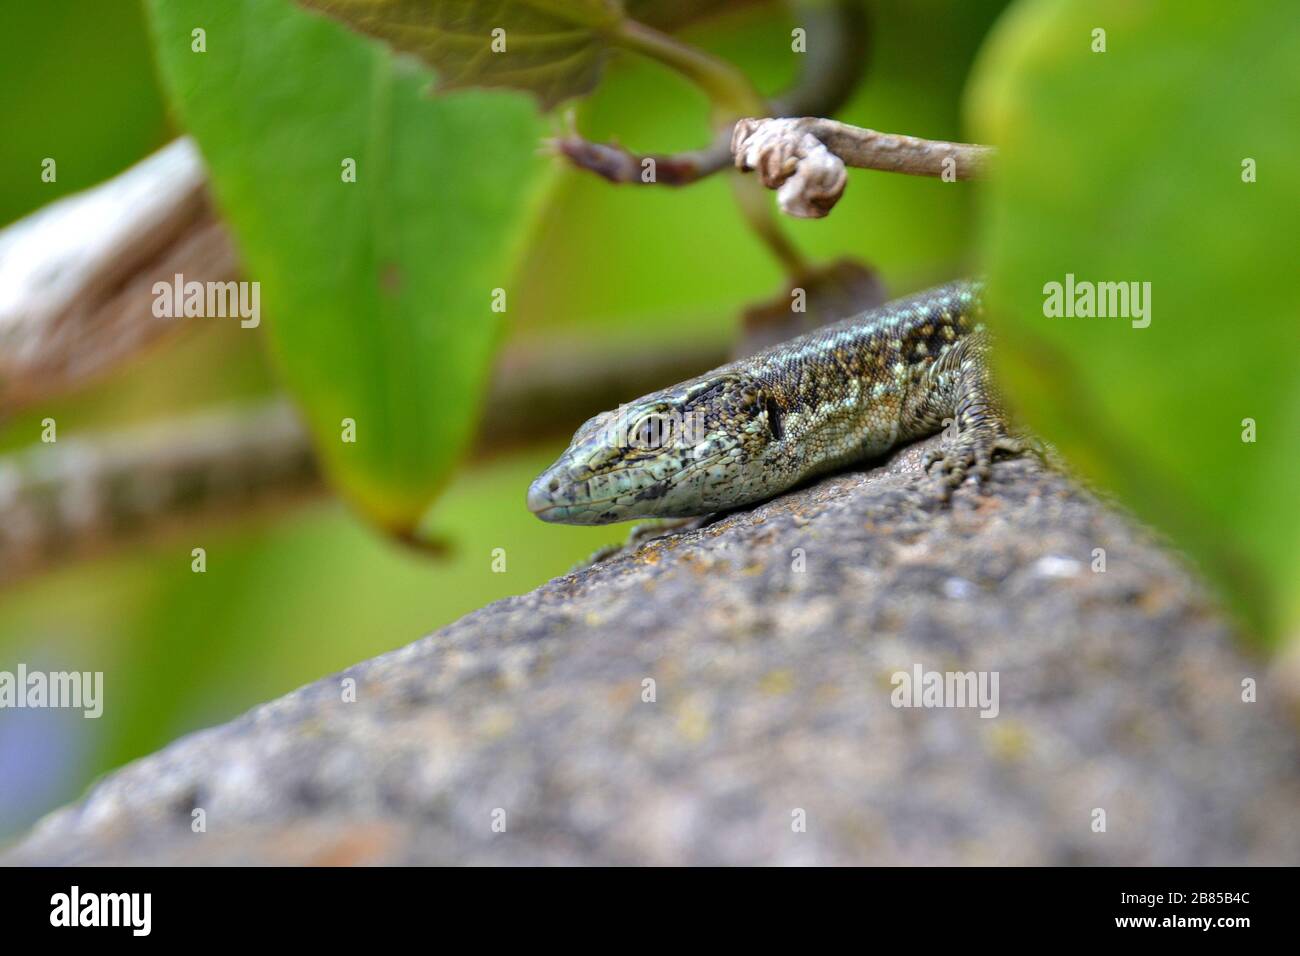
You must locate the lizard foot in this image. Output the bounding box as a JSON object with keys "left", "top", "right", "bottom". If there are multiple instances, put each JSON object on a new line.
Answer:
{"left": 923, "top": 431, "right": 1032, "bottom": 501}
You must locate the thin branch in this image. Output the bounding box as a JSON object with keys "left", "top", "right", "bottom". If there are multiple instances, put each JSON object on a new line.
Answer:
{"left": 612, "top": 18, "right": 766, "bottom": 119}
{"left": 729, "top": 173, "right": 813, "bottom": 277}
{"left": 549, "top": 132, "right": 728, "bottom": 186}
{"left": 0, "top": 338, "right": 729, "bottom": 588}
{"left": 0, "top": 401, "right": 315, "bottom": 587}
{"left": 777, "top": 118, "right": 995, "bottom": 178}
{"left": 0, "top": 139, "right": 239, "bottom": 414}
{"left": 554, "top": 0, "right": 871, "bottom": 188}
{"left": 732, "top": 116, "right": 996, "bottom": 218}
{"left": 766, "top": 1, "right": 871, "bottom": 121}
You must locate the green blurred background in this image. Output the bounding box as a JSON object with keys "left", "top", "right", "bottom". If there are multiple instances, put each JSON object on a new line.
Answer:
{"left": 0, "top": 0, "right": 1010, "bottom": 840}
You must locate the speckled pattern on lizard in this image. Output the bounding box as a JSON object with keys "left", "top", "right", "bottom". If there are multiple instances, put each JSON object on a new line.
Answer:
{"left": 528, "top": 280, "right": 1027, "bottom": 525}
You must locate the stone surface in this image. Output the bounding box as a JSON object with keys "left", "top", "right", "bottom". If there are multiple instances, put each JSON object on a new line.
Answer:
{"left": 5, "top": 436, "right": 1299, "bottom": 865}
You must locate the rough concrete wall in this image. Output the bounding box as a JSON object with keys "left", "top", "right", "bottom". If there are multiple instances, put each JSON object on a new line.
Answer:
{"left": 6, "top": 437, "right": 1298, "bottom": 865}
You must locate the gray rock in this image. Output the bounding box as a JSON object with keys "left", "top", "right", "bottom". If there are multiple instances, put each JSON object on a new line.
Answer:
{"left": 5, "top": 436, "right": 1298, "bottom": 865}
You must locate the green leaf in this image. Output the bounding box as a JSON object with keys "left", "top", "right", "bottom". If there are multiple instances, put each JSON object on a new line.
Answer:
{"left": 627, "top": 0, "right": 767, "bottom": 32}
{"left": 295, "top": 0, "right": 625, "bottom": 109}
{"left": 148, "top": 0, "right": 551, "bottom": 534}
{"left": 0, "top": 0, "right": 169, "bottom": 226}
{"left": 291, "top": 0, "right": 764, "bottom": 109}
{"left": 968, "top": 0, "right": 1300, "bottom": 643}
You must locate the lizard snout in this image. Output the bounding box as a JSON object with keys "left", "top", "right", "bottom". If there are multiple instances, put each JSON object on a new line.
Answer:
{"left": 526, "top": 470, "right": 565, "bottom": 519}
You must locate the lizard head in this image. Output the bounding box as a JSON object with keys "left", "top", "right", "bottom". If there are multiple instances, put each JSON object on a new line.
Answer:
{"left": 527, "top": 371, "right": 785, "bottom": 524}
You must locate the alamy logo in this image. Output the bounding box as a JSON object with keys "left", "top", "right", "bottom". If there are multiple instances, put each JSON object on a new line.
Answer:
{"left": 890, "top": 664, "right": 1000, "bottom": 718}
{"left": 0, "top": 664, "right": 102, "bottom": 718}
{"left": 50, "top": 886, "right": 151, "bottom": 936}
{"left": 1042, "top": 273, "right": 1151, "bottom": 328}
{"left": 152, "top": 272, "right": 261, "bottom": 328}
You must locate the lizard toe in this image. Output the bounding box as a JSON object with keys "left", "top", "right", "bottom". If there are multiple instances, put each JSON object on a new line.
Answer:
{"left": 924, "top": 429, "right": 1031, "bottom": 500}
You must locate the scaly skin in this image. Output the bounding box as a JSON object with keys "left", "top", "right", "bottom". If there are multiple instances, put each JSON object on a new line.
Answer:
{"left": 528, "top": 280, "right": 1025, "bottom": 525}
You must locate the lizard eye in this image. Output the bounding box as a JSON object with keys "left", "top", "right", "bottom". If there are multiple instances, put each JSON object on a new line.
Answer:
{"left": 630, "top": 412, "right": 672, "bottom": 449}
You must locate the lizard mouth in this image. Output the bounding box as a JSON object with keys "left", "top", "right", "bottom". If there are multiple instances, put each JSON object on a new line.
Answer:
{"left": 528, "top": 495, "right": 627, "bottom": 525}
{"left": 526, "top": 476, "right": 649, "bottom": 524}
{"left": 526, "top": 472, "right": 620, "bottom": 523}
{"left": 527, "top": 450, "right": 725, "bottom": 524}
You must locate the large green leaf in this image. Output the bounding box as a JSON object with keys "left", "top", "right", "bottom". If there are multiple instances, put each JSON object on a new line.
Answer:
{"left": 293, "top": 0, "right": 766, "bottom": 109}
{"left": 296, "top": 0, "right": 624, "bottom": 108}
{"left": 0, "top": 0, "right": 169, "bottom": 226}
{"left": 148, "top": 0, "right": 551, "bottom": 534}
{"left": 968, "top": 0, "right": 1299, "bottom": 643}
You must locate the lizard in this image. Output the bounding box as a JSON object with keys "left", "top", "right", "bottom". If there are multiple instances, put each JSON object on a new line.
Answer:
{"left": 527, "top": 280, "right": 1028, "bottom": 527}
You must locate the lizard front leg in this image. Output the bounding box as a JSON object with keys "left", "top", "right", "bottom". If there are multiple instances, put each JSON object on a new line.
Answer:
{"left": 921, "top": 331, "right": 1031, "bottom": 498}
